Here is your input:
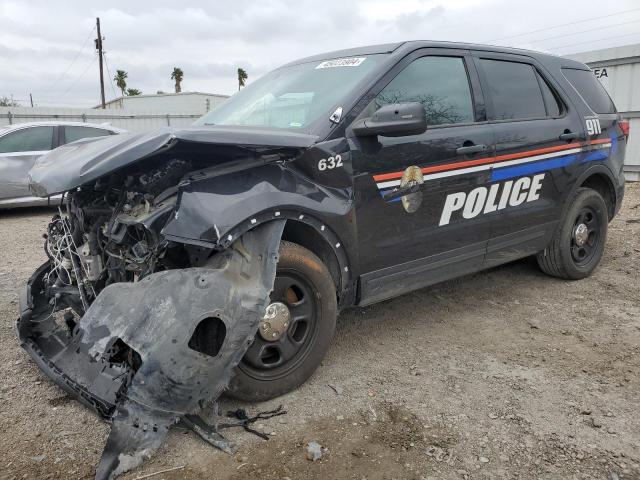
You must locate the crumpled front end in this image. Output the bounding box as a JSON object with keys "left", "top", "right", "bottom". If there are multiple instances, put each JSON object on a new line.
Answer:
{"left": 17, "top": 220, "right": 284, "bottom": 480}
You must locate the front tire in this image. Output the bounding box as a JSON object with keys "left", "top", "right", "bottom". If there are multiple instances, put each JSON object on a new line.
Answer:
{"left": 227, "top": 241, "right": 337, "bottom": 402}
{"left": 537, "top": 188, "right": 608, "bottom": 280}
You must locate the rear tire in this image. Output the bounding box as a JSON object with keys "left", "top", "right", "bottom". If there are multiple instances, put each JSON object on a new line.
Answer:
{"left": 227, "top": 241, "right": 337, "bottom": 402}
{"left": 537, "top": 188, "right": 608, "bottom": 280}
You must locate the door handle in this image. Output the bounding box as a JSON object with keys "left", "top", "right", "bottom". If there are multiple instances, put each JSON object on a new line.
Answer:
{"left": 456, "top": 144, "right": 487, "bottom": 155}
{"left": 559, "top": 131, "right": 578, "bottom": 141}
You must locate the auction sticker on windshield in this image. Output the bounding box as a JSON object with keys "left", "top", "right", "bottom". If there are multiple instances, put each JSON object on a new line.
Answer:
{"left": 316, "top": 57, "right": 366, "bottom": 69}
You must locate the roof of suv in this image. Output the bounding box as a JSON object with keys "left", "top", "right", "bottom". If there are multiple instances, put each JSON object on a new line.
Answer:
{"left": 284, "top": 40, "right": 588, "bottom": 70}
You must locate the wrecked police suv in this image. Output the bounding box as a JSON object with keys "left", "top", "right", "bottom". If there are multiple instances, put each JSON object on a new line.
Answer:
{"left": 18, "top": 41, "right": 626, "bottom": 479}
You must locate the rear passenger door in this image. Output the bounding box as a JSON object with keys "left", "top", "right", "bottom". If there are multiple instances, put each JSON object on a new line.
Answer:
{"left": 473, "top": 53, "right": 584, "bottom": 265}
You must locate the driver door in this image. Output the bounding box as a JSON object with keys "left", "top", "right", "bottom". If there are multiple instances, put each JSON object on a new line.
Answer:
{"left": 351, "top": 49, "right": 496, "bottom": 305}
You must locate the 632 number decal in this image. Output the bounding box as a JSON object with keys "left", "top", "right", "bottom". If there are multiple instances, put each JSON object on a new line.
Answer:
{"left": 318, "top": 155, "right": 343, "bottom": 171}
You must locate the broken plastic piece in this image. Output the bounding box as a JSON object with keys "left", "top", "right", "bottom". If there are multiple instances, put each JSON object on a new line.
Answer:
{"left": 18, "top": 221, "right": 285, "bottom": 479}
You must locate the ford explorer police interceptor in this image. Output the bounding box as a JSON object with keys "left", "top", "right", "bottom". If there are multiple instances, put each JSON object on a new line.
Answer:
{"left": 18, "top": 40, "right": 627, "bottom": 478}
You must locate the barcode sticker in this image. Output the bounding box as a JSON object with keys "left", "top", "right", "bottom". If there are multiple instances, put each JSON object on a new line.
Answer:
{"left": 316, "top": 57, "right": 366, "bottom": 69}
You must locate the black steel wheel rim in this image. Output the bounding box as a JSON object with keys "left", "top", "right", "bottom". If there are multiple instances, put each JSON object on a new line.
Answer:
{"left": 239, "top": 270, "right": 319, "bottom": 380}
{"left": 570, "top": 206, "right": 601, "bottom": 267}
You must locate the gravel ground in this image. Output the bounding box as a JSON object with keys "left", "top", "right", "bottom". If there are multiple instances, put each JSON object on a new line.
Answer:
{"left": 1, "top": 183, "right": 639, "bottom": 480}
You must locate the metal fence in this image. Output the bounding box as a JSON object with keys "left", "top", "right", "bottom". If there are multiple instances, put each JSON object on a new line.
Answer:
{"left": 0, "top": 106, "right": 202, "bottom": 132}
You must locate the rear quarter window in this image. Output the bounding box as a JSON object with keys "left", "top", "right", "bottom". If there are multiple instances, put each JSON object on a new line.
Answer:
{"left": 64, "top": 126, "right": 112, "bottom": 144}
{"left": 561, "top": 68, "right": 616, "bottom": 114}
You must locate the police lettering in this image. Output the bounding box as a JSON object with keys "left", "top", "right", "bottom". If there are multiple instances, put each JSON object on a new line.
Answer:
{"left": 439, "top": 174, "right": 545, "bottom": 226}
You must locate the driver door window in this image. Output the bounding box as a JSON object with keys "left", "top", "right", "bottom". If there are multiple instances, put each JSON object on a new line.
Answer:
{"left": 372, "top": 56, "right": 475, "bottom": 126}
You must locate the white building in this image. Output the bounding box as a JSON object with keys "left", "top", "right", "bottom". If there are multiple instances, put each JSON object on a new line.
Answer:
{"left": 567, "top": 44, "right": 640, "bottom": 181}
{"left": 98, "top": 91, "right": 229, "bottom": 115}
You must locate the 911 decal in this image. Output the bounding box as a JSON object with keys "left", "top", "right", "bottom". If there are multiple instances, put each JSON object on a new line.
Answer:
{"left": 318, "top": 154, "right": 343, "bottom": 171}
{"left": 439, "top": 174, "right": 545, "bottom": 226}
{"left": 586, "top": 118, "right": 601, "bottom": 136}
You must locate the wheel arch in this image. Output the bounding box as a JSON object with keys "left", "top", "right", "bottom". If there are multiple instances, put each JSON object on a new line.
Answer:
{"left": 281, "top": 220, "right": 343, "bottom": 297}
{"left": 223, "top": 211, "right": 355, "bottom": 308}
{"left": 575, "top": 165, "right": 618, "bottom": 220}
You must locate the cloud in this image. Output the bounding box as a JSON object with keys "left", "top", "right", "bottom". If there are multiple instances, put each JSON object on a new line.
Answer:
{"left": 0, "top": 0, "right": 639, "bottom": 107}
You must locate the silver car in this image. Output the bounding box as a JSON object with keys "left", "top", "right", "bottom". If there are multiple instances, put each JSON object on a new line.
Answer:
{"left": 0, "top": 121, "right": 124, "bottom": 209}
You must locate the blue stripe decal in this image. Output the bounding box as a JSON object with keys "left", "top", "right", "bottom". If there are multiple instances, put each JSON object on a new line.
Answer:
{"left": 609, "top": 130, "right": 618, "bottom": 157}
{"left": 380, "top": 188, "right": 402, "bottom": 202}
{"left": 491, "top": 154, "right": 578, "bottom": 181}
{"left": 580, "top": 150, "right": 608, "bottom": 163}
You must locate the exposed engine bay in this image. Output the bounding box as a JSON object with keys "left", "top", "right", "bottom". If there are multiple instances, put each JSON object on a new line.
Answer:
{"left": 19, "top": 153, "right": 287, "bottom": 479}
{"left": 17, "top": 125, "right": 350, "bottom": 480}
{"left": 43, "top": 158, "right": 193, "bottom": 313}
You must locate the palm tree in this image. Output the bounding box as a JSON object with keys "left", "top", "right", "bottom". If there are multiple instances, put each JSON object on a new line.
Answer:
{"left": 237, "top": 68, "right": 248, "bottom": 91}
{"left": 0, "top": 96, "right": 19, "bottom": 107}
{"left": 171, "top": 67, "right": 184, "bottom": 93}
{"left": 126, "top": 88, "right": 142, "bottom": 96}
{"left": 113, "top": 70, "right": 128, "bottom": 97}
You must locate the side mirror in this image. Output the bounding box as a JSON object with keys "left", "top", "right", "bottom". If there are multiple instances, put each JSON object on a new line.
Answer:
{"left": 352, "top": 102, "right": 427, "bottom": 137}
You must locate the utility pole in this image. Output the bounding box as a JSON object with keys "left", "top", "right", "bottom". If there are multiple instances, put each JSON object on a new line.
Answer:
{"left": 95, "top": 17, "right": 106, "bottom": 109}
{"left": 29, "top": 93, "right": 33, "bottom": 107}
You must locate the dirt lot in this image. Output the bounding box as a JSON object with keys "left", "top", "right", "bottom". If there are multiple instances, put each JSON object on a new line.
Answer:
{"left": 1, "top": 183, "right": 638, "bottom": 480}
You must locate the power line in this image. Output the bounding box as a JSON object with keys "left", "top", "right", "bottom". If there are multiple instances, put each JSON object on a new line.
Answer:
{"left": 57, "top": 54, "right": 97, "bottom": 101}
{"left": 44, "top": 25, "right": 96, "bottom": 95}
{"left": 485, "top": 7, "right": 640, "bottom": 43}
{"left": 517, "top": 18, "right": 640, "bottom": 45}
{"left": 102, "top": 52, "right": 119, "bottom": 100}
{"left": 548, "top": 31, "right": 640, "bottom": 52}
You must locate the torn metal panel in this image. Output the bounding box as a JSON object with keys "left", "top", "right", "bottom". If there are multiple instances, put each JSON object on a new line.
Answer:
{"left": 161, "top": 162, "right": 352, "bottom": 246}
{"left": 28, "top": 126, "right": 317, "bottom": 197}
{"left": 18, "top": 220, "right": 285, "bottom": 480}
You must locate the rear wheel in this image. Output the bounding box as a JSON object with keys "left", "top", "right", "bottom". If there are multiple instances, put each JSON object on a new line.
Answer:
{"left": 227, "top": 241, "right": 337, "bottom": 402}
{"left": 537, "top": 188, "right": 608, "bottom": 280}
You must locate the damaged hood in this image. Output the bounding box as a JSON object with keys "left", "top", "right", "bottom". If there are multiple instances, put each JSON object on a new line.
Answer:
{"left": 28, "top": 125, "right": 318, "bottom": 196}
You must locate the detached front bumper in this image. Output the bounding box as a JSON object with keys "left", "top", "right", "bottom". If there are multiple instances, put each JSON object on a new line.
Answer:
{"left": 16, "top": 221, "right": 285, "bottom": 480}
{"left": 18, "top": 261, "right": 125, "bottom": 418}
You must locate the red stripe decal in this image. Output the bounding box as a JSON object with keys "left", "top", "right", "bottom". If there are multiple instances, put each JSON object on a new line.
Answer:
{"left": 372, "top": 139, "right": 609, "bottom": 182}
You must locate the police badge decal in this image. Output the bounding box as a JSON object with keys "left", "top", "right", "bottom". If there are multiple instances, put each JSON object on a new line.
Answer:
{"left": 400, "top": 165, "right": 424, "bottom": 213}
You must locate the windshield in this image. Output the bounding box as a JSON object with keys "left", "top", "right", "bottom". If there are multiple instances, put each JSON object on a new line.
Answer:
{"left": 194, "top": 55, "right": 386, "bottom": 133}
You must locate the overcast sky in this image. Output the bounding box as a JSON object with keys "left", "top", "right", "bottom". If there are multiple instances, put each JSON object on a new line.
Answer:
{"left": 1, "top": 0, "right": 639, "bottom": 107}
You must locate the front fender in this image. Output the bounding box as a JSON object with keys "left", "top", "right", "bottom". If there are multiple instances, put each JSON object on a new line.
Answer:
{"left": 163, "top": 162, "right": 352, "bottom": 244}
{"left": 161, "top": 163, "right": 357, "bottom": 291}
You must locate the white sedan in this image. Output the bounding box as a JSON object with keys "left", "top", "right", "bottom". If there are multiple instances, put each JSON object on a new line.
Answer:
{"left": 0, "top": 121, "right": 125, "bottom": 209}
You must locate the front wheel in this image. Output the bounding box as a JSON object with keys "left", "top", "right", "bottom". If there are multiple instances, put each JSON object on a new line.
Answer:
{"left": 226, "top": 241, "right": 337, "bottom": 402}
{"left": 537, "top": 188, "right": 608, "bottom": 280}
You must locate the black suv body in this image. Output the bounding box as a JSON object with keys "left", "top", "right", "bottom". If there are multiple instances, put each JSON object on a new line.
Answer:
{"left": 18, "top": 41, "right": 626, "bottom": 478}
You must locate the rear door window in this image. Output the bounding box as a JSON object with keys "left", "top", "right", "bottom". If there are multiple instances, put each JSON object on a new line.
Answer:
{"left": 561, "top": 68, "right": 615, "bottom": 114}
{"left": 64, "top": 126, "right": 112, "bottom": 144}
{"left": 0, "top": 126, "right": 54, "bottom": 154}
{"left": 480, "top": 59, "right": 547, "bottom": 120}
{"left": 375, "top": 56, "right": 475, "bottom": 126}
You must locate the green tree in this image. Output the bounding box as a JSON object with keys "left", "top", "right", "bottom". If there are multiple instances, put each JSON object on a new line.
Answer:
{"left": 0, "top": 96, "right": 19, "bottom": 107}
{"left": 237, "top": 68, "right": 248, "bottom": 91}
{"left": 171, "top": 67, "right": 184, "bottom": 93}
{"left": 126, "top": 88, "right": 142, "bottom": 96}
{"left": 113, "top": 70, "right": 128, "bottom": 97}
